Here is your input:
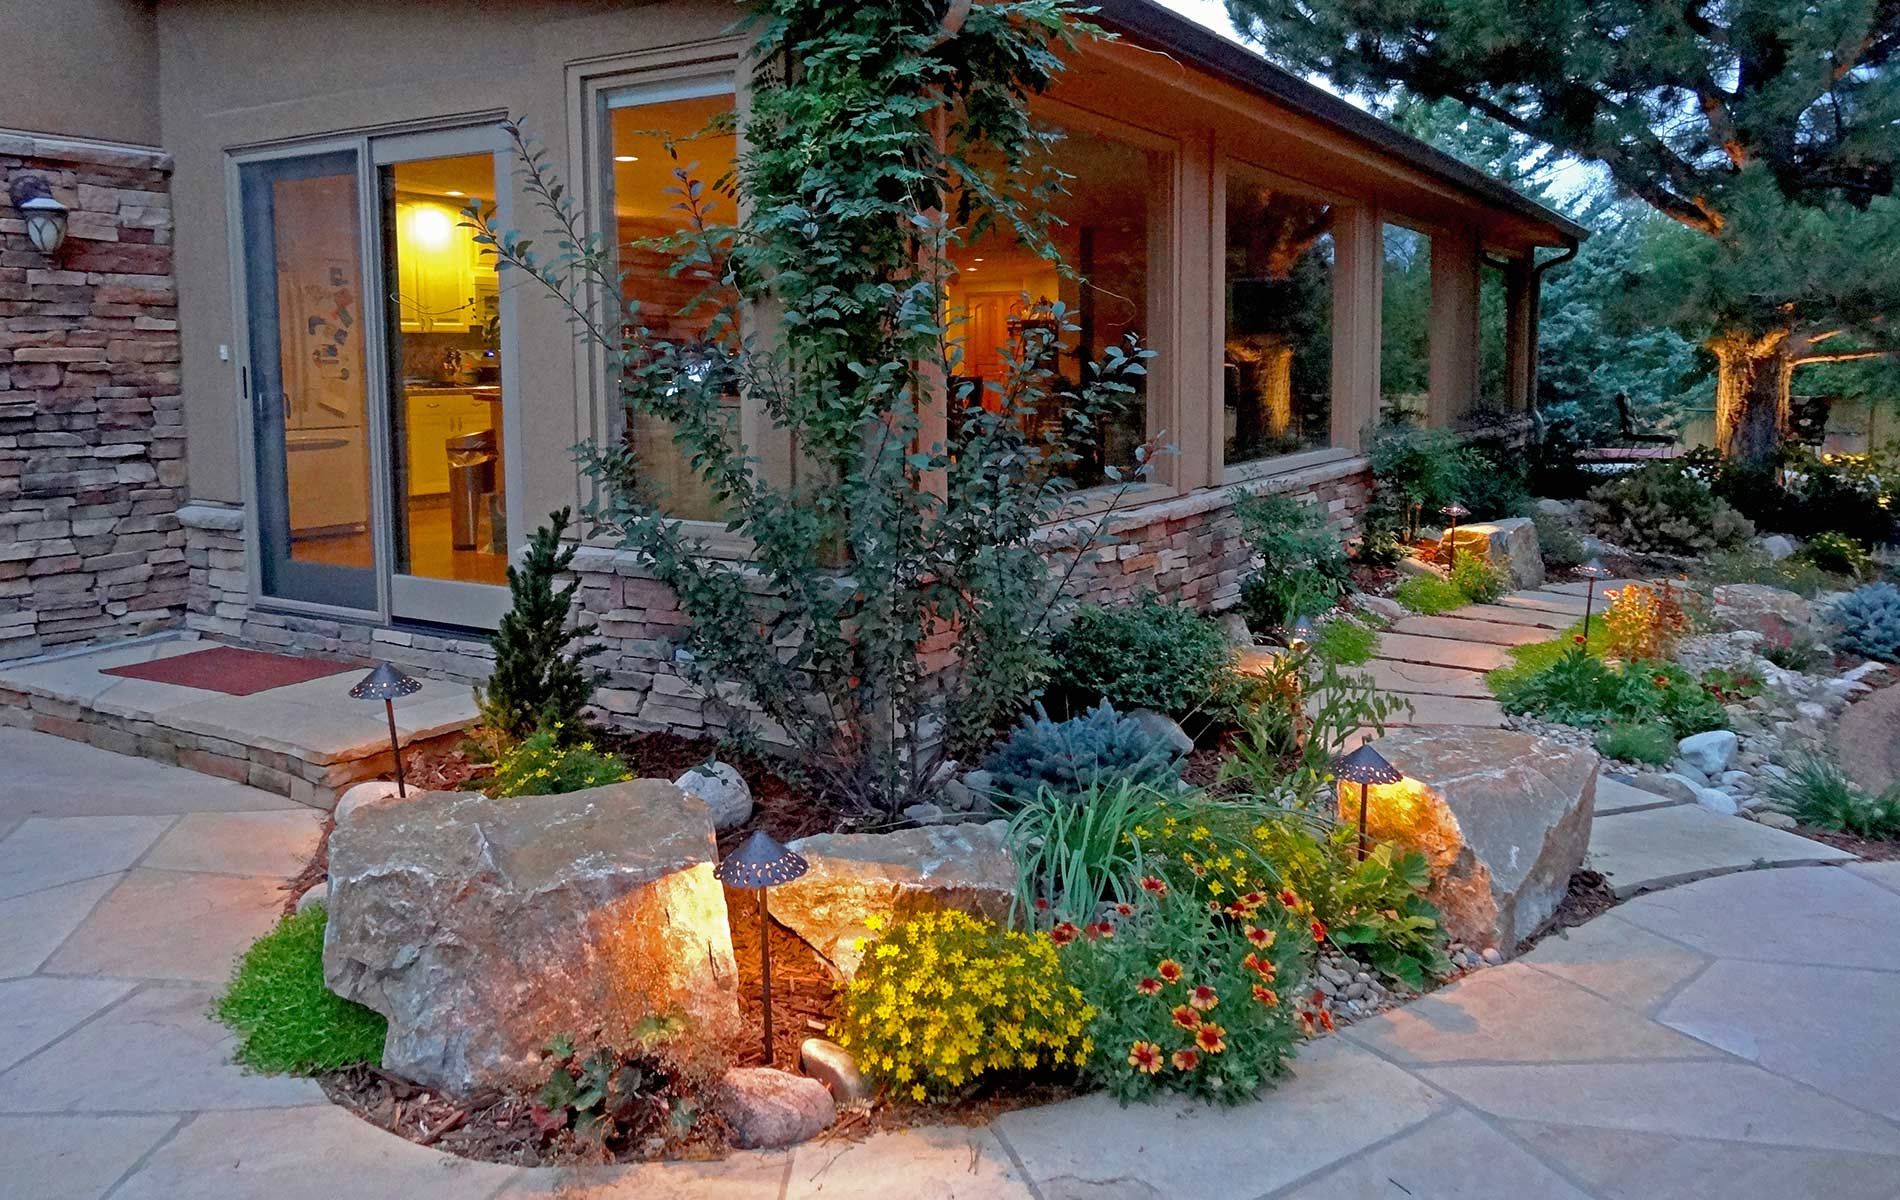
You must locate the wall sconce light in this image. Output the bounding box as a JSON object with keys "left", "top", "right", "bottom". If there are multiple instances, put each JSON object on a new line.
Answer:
{"left": 1330, "top": 741, "right": 1404, "bottom": 861}
{"left": 714, "top": 829, "right": 810, "bottom": 1066}
{"left": 1576, "top": 558, "right": 1612, "bottom": 641}
{"left": 349, "top": 662, "right": 423, "bottom": 796}
{"left": 9, "top": 175, "right": 69, "bottom": 255}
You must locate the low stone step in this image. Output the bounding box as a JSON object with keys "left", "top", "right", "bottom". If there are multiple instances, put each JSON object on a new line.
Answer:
{"left": 1593, "top": 776, "right": 1685, "bottom": 815}
{"left": 1540, "top": 577, "right": 1646, "bottom": 598}
{"left": 1586, "top": 803, "right": 1854, "bottom": 898}
{"left": 1390, "top": 616, "right": 1551, "bottom": 647}
{"left": 1496, "top": 591, "right": 1590, "bottom": 616}
{"left": 1448, "top": 603, "right": 1574, "bottom": 630}
{"left": 1381, "top": 693, "right": 1506, "bottom": 728}
{"left": 1374, "top": 633, "right": 1512, "bottom": 673}
{"left": 1359, "top": 659, "right": 1496, "bottom": 698}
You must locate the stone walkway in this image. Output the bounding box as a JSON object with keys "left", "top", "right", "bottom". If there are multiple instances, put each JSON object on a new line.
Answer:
{"left": 4, "top": 725, "right": 1895, "bottom": 1199}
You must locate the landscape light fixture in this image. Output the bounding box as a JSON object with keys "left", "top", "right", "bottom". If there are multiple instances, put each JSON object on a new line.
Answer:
{"left": 1287, "top": 617, "right": 1314, "bottom": 651}
{"left": 9, "top": 175, "right": 68, "bottom": 255}
{"left": 714, "top": 829, "right": 809, "bottom": 1065}
{"left": 349, "top": 663, "right": 423, "bottom": 797}
{"left": 1576, "top": 558, "right": 1613, "bottom": 641}
{"left": 1329, "top": 742, "right": 1404, "bottom": 862}
{"left": 1439, "top": 502, "right": 1469, "bottom": 563}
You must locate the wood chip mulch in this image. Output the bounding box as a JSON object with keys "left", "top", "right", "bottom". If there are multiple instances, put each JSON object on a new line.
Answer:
{"left": 1514, "top": 869, "right": 1620, "bottom": 957}
{"left": 1795, "top": 825, "right": 1900, "bottom": 862}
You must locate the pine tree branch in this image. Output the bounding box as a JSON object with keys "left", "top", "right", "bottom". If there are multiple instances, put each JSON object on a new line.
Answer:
{"left": 1793, "top": 348, "right": 1899, "bottom": 366}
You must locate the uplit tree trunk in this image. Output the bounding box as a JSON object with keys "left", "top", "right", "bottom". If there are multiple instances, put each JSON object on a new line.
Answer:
{"left": 1710, "top": 328, "right": 1793, "bottom": 468}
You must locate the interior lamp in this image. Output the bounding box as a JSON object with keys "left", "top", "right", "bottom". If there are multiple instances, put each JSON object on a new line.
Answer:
{"left": 349, "top": 663, "right": 423, "bottom": 796}
{"left": 1330, "top": 742, "right": 1404, "bottom": 861}
{"left": 714, "top": 830, "right": 810, "bottom": 1065}
{"left": 9, "top": 175, "right": 68, "bottom": 255}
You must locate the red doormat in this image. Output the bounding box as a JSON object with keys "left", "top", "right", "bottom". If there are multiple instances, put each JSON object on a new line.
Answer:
{"left": 102, "top": 645, "right": 369, "bottom": 696}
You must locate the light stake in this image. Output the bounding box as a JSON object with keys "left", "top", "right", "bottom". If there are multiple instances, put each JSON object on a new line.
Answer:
{"left": 348, "top": 663, "right": 423, "bottom": 796}
{"left": 1329, "top": 742, "right": 1404, "bottom": 861}
{"left": 1576, "top": 558, "right": 1612, "bottom": 643}
{"left": 1439, "top": 502, "right": 1469, "bottom": 565}
{"left": 714, "top": 829, "right": 810, "bottom": 1066}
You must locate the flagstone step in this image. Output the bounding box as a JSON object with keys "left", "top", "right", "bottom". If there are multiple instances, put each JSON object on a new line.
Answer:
{"left": 1586, "top": 802, "right": 1855, "bottom": 898}
{"left": 1389, "top": 616, "right": 1552, "bottom": 647}
{"left": 1540, "top": 577, "right": 1646, "bottom": 598}
{"left": 1593, "top": 776, "right": 1685, "bottom": 816}
{"left": 1495, "top": 591, "right": 1591, "bottom": 616}
{"left": 1373, "top": 633, "right": 1513, "bottom": 673}
{"left": 1358, "top": 660, "right": 1496, "bottom": 698}
{"left": 1445, "top": 603, "right": 1574, "bottom": 630}
{"left": 1381, "top": 693, "right": 1507, "bottom": 728}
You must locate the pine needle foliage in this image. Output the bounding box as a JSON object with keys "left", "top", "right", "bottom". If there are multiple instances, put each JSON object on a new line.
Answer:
{"left": 476, "top": 507, "right": 604, "bottom": 745}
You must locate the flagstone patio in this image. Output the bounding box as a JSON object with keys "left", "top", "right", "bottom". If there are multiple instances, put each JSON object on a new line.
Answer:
{"left": 0, "top": 634, "right": 478, "bottom": 809}
{"left": 3, "top": 723, "right": 1895, "bottom": 1199}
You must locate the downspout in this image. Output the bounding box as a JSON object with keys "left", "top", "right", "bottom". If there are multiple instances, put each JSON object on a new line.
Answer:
{"left": 1524, "top": 237, "right": 1580, "bottom": 445}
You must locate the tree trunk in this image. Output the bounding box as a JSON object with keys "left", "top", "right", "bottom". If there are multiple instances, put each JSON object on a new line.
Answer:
{"left": 1711, "top": 329, "right": 1794, "bottom": 467}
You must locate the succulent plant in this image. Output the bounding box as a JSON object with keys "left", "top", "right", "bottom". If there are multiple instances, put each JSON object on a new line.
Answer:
{"left": 1831, "top": 582, "right": 1900, "bottom": 663}
{"left": 982, "top": 700, "right": 1184, "bottom": 808}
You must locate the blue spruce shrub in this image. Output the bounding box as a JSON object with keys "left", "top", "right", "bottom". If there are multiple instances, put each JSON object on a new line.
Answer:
{"left": 982, "top": 701, "right": 1184, "bottom": 808}
{"left": 1831, "top": 582, "right": 1900, "bottom": 663}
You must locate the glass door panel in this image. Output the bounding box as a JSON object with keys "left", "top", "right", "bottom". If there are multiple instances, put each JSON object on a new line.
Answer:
{"left": 375, "top": 138, "right": 512, "bottom": 628}
{"left": 240, "top": 152, "right": 378, "bottom": 610}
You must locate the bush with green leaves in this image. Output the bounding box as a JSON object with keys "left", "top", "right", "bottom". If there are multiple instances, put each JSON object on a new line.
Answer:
{"left": 485, "top": 726, "right": 635, "bottom": 798}
{"left": 1595, "top": 721, "right": 1677, "bottom": 765}
{"left": 1311, "top": 618, "right": 1377, "bottom": 665}
{"left": 478, "top": 2, "right": 1151, "bottom": 813}
{"left": 983, "top": 701, "right": 1184, "bottom": 809}
{"left": 1688, "top": 444, "right": 1900, "bottom": 546}
{"left": 475, "top": 508, "right": 604, "bottom": 747}
{"left": 1393, "top": 573, "right": 1467, "bottom": 615}
{"left": 1767, "top": 753, "right": 1900, "bottom": 840}
{"left": 1700, "top": 546, "right": 1840, "bottom": 598}
{"left": 1448, "top": 550, "right": 1505, "bottom": 604}
{"left": 1531, "top": 510, "right": 1586, "bottom": 570}
{"left": 1049, "top": 596, "right": 1236, "bottom": 719}
{"left": 1234, "top": 493, "right": 1351, "bottom": 630}
{"left": 1218, "top": 652, "right": 1411, "bottom": 809}
{"left": 1363, "top": 424, "right": 1473, "bottom": 550}
{"left": 1588, "top": 462, "right": 1754, "bottom": 555}
{"left": 1492, "top": 646, "right": 1726, "bottom": 737}
{"left": 1830, "top": 582, "right": 1900, "bottom": 662}
{"left": 1798, "top": 531, "right": 1874, "bottom": 579}
{"left": 215, "top": 905, "right": 387, "bottom": 1075}
{"left": 531, "top": 1021, "right": 705, "bottom": 1150}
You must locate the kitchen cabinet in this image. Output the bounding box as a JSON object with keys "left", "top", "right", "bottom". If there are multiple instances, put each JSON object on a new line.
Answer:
{"left": 395, "top": 198, "right": 478, "bottom": 333}
{"left": 404, "top": 390, "right": 494, "bottom": 495}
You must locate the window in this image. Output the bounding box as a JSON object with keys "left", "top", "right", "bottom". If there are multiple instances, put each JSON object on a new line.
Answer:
{"left": 944, "top": 119, "right": 1165, "bottom": 487}
{"left": 1478, "top": 261, "right": 1510, "bottom": 417}
{"left": 605, "top": 76, "right": 738, "bottom": 521}
{"left": 1222, "top": 165, "right": 1334, "bottom": 463}
{"left": 1380, "top": 224, "right": 1432, "bottom": 421}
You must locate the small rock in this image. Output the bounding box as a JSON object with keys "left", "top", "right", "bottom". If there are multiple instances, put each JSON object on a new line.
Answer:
{"left": 1128, "top": 708, "right": 1195, "bottom": 755}
{"left": 295, "top": 881, "right": 329, "bottom": 914}
{"left": 674, "top": 762, "right": 753, "bottom": 832}
{"left": 1216, "top": 612, "right": 1254, "bottom": 647}
{"left": 1320, "top": 963, "right": 1352, "bottom": 988}
{"left": 1694, "top": 787, "right": 1739, "bottom": 816}
{"left": 1718, "top": 770, "right": 1750, "bottom": 790}
{"left": 799, "top": 1038, "right": 872, "bottom": 1105}
{"left": 1757, "top": 812, "right": 1799, "bottom": 831}
{"left": 902, "top": 802, "right": 946, "bottom": 826}
{"left": 940, "top": 779, "right": 975, "bottom": 812}
{"left": 715, "top": 1067, "right": 835, "bottom": 1149}
{"left": 334, "top": 779, "right": 404, "bottom": 822}
{"left": 1670, "top": 760, "right": 1712, "bottom": 787}
{"left": 1315, "top": 976, "right": 1338, "bottom": 998}
{"left": 1758, "top": 534, "right": 1797, "bottom": 561}
{"left": 1349, "top": 593, "right": 1406, "bottom": 621}
{"left": 1629, "top": 774, "right": 1700, "bottom": 804}
{"left": 1794, "top": 701, "right": 1828, "bottom": 723}
{"left": 1481, "top": 947, "right": 1503, "bottom": 966}
{"left": 1345, "top": 981, "right": 1368, "bottom": 1000}
{"left": 1677, "top": 730, "right": 1739, "bottom": 776}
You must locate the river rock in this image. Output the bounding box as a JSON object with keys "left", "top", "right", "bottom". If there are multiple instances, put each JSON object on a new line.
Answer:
{"left": 715, "top": 1067, "right": 835, "bottom": 1149}
{"left": 334, "top": 779, "right": 404, "bottom": 822}
{"left": 1629, "top": 773, "right": 1699, "bottom": 804}
{"left": 1677, "top": 730, "right": 1739, "bottom": 776}
{"left": 674, "top": 761, "right": 753, "bottom": 831}
{"left": 1712, "top": 584, "right": 1812, "bottom": 641}
{"left": 1349, "top": 592, "right": 1406, "bottom": 622}
{"left": 1216, "top": 612, "right": 1254, "bottom": 647}
{"left": 1362, "top": 728, "right": 1597, "bottom": 954}
{"left": 777, "top": 821, "right": 1015, "bottom": 976}
{"left": 1758, "top": 534, "right": 1797, "bottom": 561}
{"left": 1447, "top": 517, "right": 1546, "bottom": 589}
{"left": 323, "top": 780, "right": 740, "bottom": 1094}
{"left": 800, "top": 1037, "right": 872, "bottom": 1104}
{"left": 1129, "top": 708, "right": 1195, "bottom": 755}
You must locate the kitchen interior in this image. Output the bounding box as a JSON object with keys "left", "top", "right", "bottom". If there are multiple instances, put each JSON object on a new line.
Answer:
{"left": 384, "top": 153, "right": 508, "bottom": 587}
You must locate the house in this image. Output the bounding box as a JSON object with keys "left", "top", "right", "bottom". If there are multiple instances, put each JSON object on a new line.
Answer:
{"left": 1, "top": 0, "right": 1582, "bottom": 741}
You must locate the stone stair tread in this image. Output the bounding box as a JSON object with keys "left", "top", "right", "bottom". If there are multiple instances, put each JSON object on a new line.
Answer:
{"left": 1445, "top": 603, "right": 1575, "bottom": 630}
{"left": 1495, "top": 591, "right": 1591, "bottom": 615}
{"left": 1389, "top": 616, "right": 1551, "bottom": 647}
{"left": 1359, "top": 659, "right": 1497, "bottom": 698}
{"left": 1373, "top": 632, "right": 1513, "bottom": 673}
{"left": 1587, "top": 803, "right": 1855, "bottom": 898}
{"left": 1593, "top": 777, "right": 1686, "bottom": 815}
{"left": 1379, "top": 693, "right": 1506, "bottom": 728}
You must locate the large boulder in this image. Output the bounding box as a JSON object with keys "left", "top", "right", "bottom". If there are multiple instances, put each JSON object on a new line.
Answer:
{"left": 1357, "top": 729, "right": 1598, "bottom": 955}
{"left": 323, "top": 780, "right": 740, "bottom": 1095}
{"left": 1712, "top": 584, "right": 1811, "bottom": 642}
{"left": 775, "top": 821, "right": 1015, "bottom": 976}
{"left": 1446, "top": 517, "right": 1545, "bottom": 589}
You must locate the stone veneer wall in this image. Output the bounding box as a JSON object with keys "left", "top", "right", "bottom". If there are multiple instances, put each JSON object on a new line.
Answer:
{"left": 182, "top": 457, "right": 1368, "bottom": 737}
{"left": 1, "top": 133, "right": 185, "bottom": 660}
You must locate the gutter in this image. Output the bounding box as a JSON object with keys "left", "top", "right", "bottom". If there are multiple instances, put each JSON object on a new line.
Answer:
{"left": 1089, "top": 0, "right": 1591, "bottom": 244}
{"left": 1525, "top": 238, "right": 1582, "bottom": 439}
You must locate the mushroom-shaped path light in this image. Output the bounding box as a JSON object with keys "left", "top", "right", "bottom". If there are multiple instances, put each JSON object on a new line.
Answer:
{"left": 1330, "top": 742, "right": 1404, "bottom": 862}
{"left": 349, "top": 663, "right": 422, "bottom": 797}
{"left": 714, "top": 829, "right": 810, "bottom": 1065}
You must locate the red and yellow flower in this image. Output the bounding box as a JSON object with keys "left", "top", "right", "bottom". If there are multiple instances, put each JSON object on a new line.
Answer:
{"left": 1193, "top": 1022, "right": 1228, "bottom": 1054}
{"left": 1049, "top": 921, "right": 1079, "bottom": 946}
{"left": 1252, "top": 984, "right": 1280, "bottom": 1007}
{"left": 1128, "top": 1041, "right": 1162, "bottom": 1074}
{"left": 1243, "top": 925, "right": 1275, "bottom": 949}
{"left": 1156, "top": 958, "right": 1184, "bottom": 984}
{"left": 1310, "top": 919, "right": 1328, "bottom": 943}
{"left": 1139, "top": 876, "right": 1168, "bottom": 895}
{"left": 1187, "top": 984, "right": 1219, "bottom": 1012}
{"left": 1170, "top": 1048, "right": 1200, "bottom": 1071}
{"left": 1170, "top": 1004, "right": 1202, "bottom": 1030}
{"left": 1135, "top": 976, "right": 1163, "bottom": 996}
{"left": 1242, "top": 952, "right": 1276, "bottom": 981}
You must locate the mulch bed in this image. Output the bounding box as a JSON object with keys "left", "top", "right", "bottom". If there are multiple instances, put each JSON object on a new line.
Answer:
{"left": 1794, "top": 825, "right": 1900, "bottom": 862}
{"left": 1514, "top": 869, "right": 1620, "bottom": 957}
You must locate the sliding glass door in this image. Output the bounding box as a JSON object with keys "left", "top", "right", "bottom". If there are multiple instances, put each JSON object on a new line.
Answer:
{"left": 237, "top": 129, "right": 516, "bottom": 627}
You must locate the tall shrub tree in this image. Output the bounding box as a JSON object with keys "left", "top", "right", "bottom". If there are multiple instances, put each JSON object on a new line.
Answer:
{"left": 477, "top": 0, "right": 1155, "bottom": 812}
{"left": 1225, "top": 0, "right": 1900, "bottom": 465}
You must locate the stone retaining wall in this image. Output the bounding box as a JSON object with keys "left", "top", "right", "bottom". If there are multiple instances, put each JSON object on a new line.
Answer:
{"left": 1, "top": 133, "right": 185, "bottom": 660}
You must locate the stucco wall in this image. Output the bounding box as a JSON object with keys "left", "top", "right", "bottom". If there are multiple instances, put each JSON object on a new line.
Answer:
{"left": 0, "top": 0, "right": 159, "bottom": 146}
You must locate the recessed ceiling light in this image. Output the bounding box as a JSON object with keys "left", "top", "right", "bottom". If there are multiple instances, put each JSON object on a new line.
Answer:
{"left": 614, "top": 154, "right": 640, "bottom": 163}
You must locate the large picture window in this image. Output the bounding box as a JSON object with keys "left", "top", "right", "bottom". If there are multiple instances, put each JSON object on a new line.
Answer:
{"left": 1380, "top": 223, "right": 1432, "bottom": 421}
{"left": 1222, "top": 165, "right": 1334, "bottom": 464}
{"left": 604, "top": 75, "right": 738, "bottom": 521}
{"left": 944, "top": 119, "right": 1165, "bottom": 487}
